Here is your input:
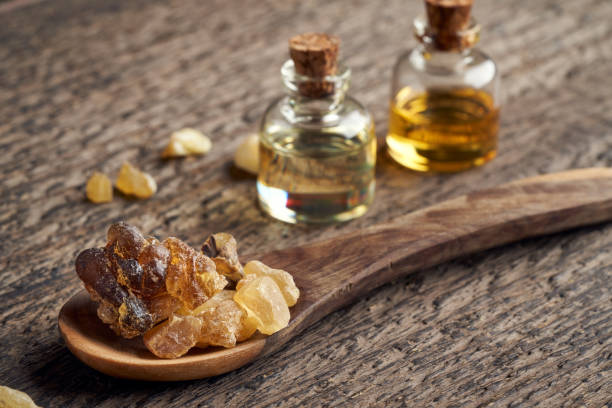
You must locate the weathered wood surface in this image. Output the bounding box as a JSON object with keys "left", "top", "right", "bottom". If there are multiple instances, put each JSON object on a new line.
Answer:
{"left": 0, "top": 0, "right": 610, "bottom": 406}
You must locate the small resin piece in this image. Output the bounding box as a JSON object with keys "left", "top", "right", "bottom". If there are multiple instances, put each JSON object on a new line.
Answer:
{"left": 201, "top": 233, "right": 244, "bottom": 282}
{"left": 115, "top": 162, "right": 157, "bottom": 199}
{"left": 189, "top": 290, "right": 257, "bottom": 348}
{"left": 164, "top": 237, "right": 227, "bottom": 310}
{"left": 233, "top": 133, "right": 259, "bottom": 174}
{"left": 234, "top": 276, "right": 290, "bottom": 335}
{"left": 162, "top": 128, "right": 212, "bottom": 158}
{"left": 0, "top": 385, "right": 41, "bottom": 408}
{"left": 86, "top": 171, "right": 113, "bottom": 203}
{"left": 143, "top": 314, "right": 203, "bottom": 358}
{"left": 244, "top": 260, "right": 300, "bottom": 306}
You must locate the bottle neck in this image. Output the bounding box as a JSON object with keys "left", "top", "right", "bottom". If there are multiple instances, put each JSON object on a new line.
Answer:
{"left": 413, "top": 15, "right": 480, "bottom": 53}
{"left": 280, "top": 60, "right": 350, "bottom": 124}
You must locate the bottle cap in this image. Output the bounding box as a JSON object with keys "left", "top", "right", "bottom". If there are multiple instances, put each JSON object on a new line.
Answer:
{"left": 425, "top": 0, "right": 474, "bottom": 50}
{"left": 289, "top": 33, "right": 340, "bottom": 97}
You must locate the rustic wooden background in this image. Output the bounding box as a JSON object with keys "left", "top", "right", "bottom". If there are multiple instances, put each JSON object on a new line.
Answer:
{"left": 1, "top": 0, "right": 611, "bottom": 406}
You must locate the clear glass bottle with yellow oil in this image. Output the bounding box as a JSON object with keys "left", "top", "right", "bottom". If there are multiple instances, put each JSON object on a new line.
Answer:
{"left": 386, "top": 0, "right": 501, "bottom": 172}
{"left": 257, "top": 33, "right": 376, "bottom": 224}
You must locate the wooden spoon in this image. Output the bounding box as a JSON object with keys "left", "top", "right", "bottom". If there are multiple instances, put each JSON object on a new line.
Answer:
{"left": 59, "top": 168, "right": 612, "bottom": 381}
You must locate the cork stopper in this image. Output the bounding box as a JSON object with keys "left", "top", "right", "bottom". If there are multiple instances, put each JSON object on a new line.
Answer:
{"left": 289, "top": 33, "right": 340, "bottom": 97}
{"left": 425, "top": 0, "right": 474, "bottom": 50}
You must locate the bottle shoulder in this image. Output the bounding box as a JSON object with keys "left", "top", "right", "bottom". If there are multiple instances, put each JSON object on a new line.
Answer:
{"left": 261, "top": 95, "right": 374, "bottom": 139}
{"left": 393, "top": 46, "right": 498, "bottom": 90}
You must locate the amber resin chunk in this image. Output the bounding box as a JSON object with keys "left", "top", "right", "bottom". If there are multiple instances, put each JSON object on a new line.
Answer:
{"left": 234, "top": 276, "right": 290, "bottom": 335}
{"left": 106, "top": 223, "right": 172, "bottom": 299}
{"left": 143, "top": 314, "right": 203, "bottom": 358}
{"left": 75, "top": 247, "right": 155, "bottom": 338}
{"left": 145, "top": 294, "right": 182, "bottom": 323}
{"left": 189, "top": 290, "right": 257, "bottom": 348}
{"left": 137, "top": 243, "right": 171, "bottom": 297}
{"left": 164, "top": 237, "right": 227, "bottom": 310}
{"left": 201, "top": 233, "right": 244, "bottom": 282}
{"left": 107, "top": 221, "right": 148, "bottom": 259}
{"left": 75, "top": 222, "right": 225, "bottom": 338}
{"left": 86, "top": 171, "right": 113, "bottom": 203}
{"left": 115, "top": 162, "right": 157, "bottom": 199}
{"left": 244, "top": 260, "right": 300, "bottom": 306}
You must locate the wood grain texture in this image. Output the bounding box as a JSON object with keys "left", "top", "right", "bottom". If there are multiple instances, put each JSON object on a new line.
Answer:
{"left": 0, "top": 0, "right": 611, "bottom": 406}
{"left": 259, "top": 168, "right": 612, "bottom": 359}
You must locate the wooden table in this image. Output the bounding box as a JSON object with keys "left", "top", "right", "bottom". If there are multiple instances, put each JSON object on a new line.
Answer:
{"left": 1, "top": 0, "right": 611, "bottom": 406}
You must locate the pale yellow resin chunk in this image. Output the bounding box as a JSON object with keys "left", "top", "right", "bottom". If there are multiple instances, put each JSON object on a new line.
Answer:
{"left": 162, "top": 128, "right": 212, "bottom": 157}
{"left": 233, "top": 133, "right": 259, "bottom": 174}
{"left": 244, "top": 260, "right": 300, "bottom": 306}
{"left": 86, "top": 171, "right": 113, "bottom": 203}
{"left": 115, "top": 162, "right": 157, "bottom": 199}
{"left": 0, "top": 385, "right": 40, "bottom": 408}
{"left": 234, "top": 276, "right": 290, "bottom": 335}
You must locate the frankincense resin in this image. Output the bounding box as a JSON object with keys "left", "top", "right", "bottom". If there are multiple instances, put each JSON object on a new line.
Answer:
{"left": 75, "top": 222, "right": 299, "bottom": 358}
{"left": 235, "top": 276, "right": 290, "bottom": 335}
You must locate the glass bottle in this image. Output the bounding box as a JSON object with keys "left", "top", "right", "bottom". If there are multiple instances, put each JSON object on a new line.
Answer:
{"left": 257, "top": 35, "right": 376, "bottom": 224}
{"left": 386, "top": 0, "right": 501, "bottom": 172}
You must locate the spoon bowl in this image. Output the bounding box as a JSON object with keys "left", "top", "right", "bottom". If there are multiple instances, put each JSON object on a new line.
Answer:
{"left": 58, "top": 168, "right": 612, "bottom": 381}
{"left": 59, "top": 291, "right": 267, "bottom": 381}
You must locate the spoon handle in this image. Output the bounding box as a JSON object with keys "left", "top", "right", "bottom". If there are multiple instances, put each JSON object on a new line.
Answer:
{"left": 259, "top": 168, "right": 612, "bottom": 355}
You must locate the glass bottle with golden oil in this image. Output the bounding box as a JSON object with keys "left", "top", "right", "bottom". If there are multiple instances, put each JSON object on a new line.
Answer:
{"left": 386, "top": 0, "right": 501, "bottom": 172}
{"left": 257, "top": 33, "right": 376, "bottom": 224}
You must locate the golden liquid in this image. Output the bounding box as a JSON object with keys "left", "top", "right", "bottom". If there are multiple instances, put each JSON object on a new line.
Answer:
{"left": 386, "top": 87, "right": 499, "bottom": 172}
{"left": 257, "top": 127, "right": 376, "bottom": 224}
